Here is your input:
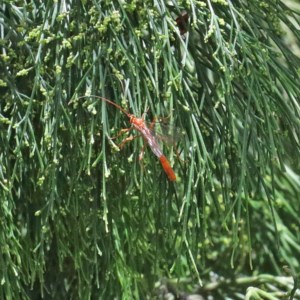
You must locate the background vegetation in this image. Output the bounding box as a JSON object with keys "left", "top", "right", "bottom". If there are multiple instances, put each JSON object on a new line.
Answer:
{"left": 1, "top": 0, "right": 300, "bottom": 299}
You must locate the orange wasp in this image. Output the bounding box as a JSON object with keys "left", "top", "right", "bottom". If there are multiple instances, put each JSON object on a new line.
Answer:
{"left": 76, "top": 96, "right": 176, "bottom": 181}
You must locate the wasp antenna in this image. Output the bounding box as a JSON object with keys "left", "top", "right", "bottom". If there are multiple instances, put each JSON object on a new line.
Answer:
{"left": 69, "top": 95, "right": 131, "bottom": 118}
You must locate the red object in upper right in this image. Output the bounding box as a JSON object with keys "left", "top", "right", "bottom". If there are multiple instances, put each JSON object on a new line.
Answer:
{"left": 175, "top": 12, "right": 189, "bottom": 35}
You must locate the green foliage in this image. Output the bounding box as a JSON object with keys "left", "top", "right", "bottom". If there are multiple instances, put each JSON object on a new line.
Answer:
{"left": 1, "top": 0, "right": 300, "bottom": 299}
